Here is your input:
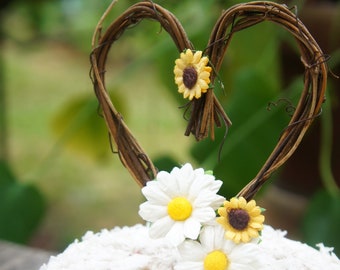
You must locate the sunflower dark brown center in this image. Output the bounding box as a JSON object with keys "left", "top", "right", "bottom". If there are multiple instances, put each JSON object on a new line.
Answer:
{"left": 183, "top": 66, "right": 198, "bottom": 89}
{"left": 228, "top": 209, "right": 250, "bottom": 230}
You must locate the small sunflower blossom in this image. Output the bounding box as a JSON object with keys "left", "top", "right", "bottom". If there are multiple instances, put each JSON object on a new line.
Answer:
{"left": 175, "top": 224, "right": 264, "bottom": 270}
{"left": 174, "top": 49, "right": 212, "bottom": 100}
{"left": 217, "top": 197, "right": 265, "bottom": 244}
{"left": 138, "top": 163, "right": 225, "bottom": 246}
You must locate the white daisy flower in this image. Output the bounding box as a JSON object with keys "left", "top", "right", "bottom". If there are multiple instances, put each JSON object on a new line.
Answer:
{"left": 138, "top": 163, "right": 225, "bottom": 246}
{"left": 175, "top": 224, "right": 264, "bottom": 270}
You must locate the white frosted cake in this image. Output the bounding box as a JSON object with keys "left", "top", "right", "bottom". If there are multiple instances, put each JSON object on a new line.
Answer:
{"left": 40, "top": 164, "right": 339, "bottom": 270}
{"left": 40, "top": 224, "right": 339, "bottom": 270}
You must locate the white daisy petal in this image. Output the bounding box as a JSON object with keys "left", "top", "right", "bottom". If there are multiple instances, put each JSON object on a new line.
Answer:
{"left": 200, "top": 225, "right": 225, "bottom": 251}
{"left": 175, "top": 165, "right": 194, "bottom": 195}
{"left": 191, "top": 207, "right": 216, "bottom": 223}
{"left": 139, "top": 203, "right": 167, "bottom": 222}
{"left": 208, "top": 179, "right": 223, "bottom": 193}
{"left": 166, "top": 222, "right": 185, "bottom": 246}
{"left": 183, "top": 217, "right": 201, "bottom": 240}
{"left": 194, "top": 191, "right": 223, "bottom": 208}
{"left": 188, "top": 175, "right": 222, "bottom": 202}
{"left": 178, "top": 240, "right": 205, "bottom": 261}
{"left": 157, "top": 171, "right": 179, "bottom": 198}
{"left": 142, "top": 182, "right": 171, "bottom": 205}
{"left": 149, "top": 216, "right": 174, "bottom": 238}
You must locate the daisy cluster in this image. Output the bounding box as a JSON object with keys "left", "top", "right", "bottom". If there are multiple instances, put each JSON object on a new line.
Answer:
{"left": 139, "top": 163, "right": 265, "bottom": 270}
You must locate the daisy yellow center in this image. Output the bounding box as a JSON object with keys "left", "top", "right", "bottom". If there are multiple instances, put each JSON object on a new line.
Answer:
{"left": 204, "top": 250, "right": 229, "bottom": 270}
{"left": 183, "top": 66, "right": 198, "bottom": 89}
{"left": 228, "top": 209, "right": 250, "bottom": 230}
{"left": 167, "top": 197, "right": 192, "bottom": 221}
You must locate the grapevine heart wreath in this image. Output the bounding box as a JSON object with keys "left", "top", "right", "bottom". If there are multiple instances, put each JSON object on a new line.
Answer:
{"left": 40, "top": 1, "right": 339, "bottom": 269}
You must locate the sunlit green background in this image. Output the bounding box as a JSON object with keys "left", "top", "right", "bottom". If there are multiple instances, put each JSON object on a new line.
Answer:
{"left": 1, "top": 0, "right": 339, "bottom": 254}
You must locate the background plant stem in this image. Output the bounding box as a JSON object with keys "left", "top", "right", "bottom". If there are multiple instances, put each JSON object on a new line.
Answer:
{"left": 319, "top": 90, "right": 339, "bottom": 197}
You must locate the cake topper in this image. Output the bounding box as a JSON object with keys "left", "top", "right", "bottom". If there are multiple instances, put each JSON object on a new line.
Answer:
{"left": 90, "top": 0, "right": 327, "bottom": 200}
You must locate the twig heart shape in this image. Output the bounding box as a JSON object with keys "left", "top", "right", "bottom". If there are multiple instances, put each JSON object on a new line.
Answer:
{"left": 90, "top": 1, "right": 327, "bottom": 200}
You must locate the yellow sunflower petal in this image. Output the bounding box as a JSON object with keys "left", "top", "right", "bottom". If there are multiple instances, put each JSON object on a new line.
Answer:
{"left": 175, "top": 78, "right": 183, "bottom": 85}
{"left": 183, "top": 49, "right": 193, "bottom": 62}
{"left": 178, "top": 84, "right": 186, "bottom": 94}
{"left": 183, "top": 89, "right": 191, "bottom": 99}
{"left": 188, "top": 91, "right": 195, "bottom": 100}
{"left": 192, "top": 84, "right": 202, "bottom": 99}
{"left": 198, "top": 79, "right": 209, "bottom": 89}
{"left": 174, "top": 67, "right": 183, "bottom": 77}
{"left": 200, "top": 58, "right": 209, "bottom": 68}
{"left": 223, "top": 201, "right": 231, "bottom": 209}
{"left": 229, "top": 197, "right": 239, "bottom": 208}
{"left": 252, "top": 214, "right": 265, "bottom": 223}
{"left": 233, "top": 233, "right": 242, "bottom": 244}
{"left": 245, "top": 200, "right": 256, "bottom": 210}
{"left": 225, "top": 230, "right": 236, "bottom": 239}
{"left": 249, "top": 221, "right": 264, "bottom": 229}
{"left": 218, "top": 207, "right": 227, "bottom": 217}
{"left": 175, "top": 58, "right": 186, "bottom": 69}
{"left": 192, "top": 51, "right": 203, "bottom": 64}
{"left": 249, "top": 207, "right": 261, "bottom": 216}
{"left": 216, "top": 216, "right": 225, "bottom": 226}
{"left": 238, "top": 197, "right": 247, "bottom": 208}
{"left": 241, "top": 231, "right": 250, "bottom": 242}
{"left": 200, "top": 71, "right": 211, "bottom": 81}
{"left": 247, "top": 227, "right": 260, "bottom": 237}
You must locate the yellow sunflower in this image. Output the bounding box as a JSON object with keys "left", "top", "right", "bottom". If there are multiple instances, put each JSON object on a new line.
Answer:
{"left": 217, "top": 197, "right": 265, "bottom": 244}
{"left": 174, "top": 49, "right": 212, "bottom": 100}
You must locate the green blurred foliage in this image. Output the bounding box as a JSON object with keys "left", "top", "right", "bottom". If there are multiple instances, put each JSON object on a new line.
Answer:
{"left": 51, "top": 92, "right": 125, "bottom": 161}
{"left": 302, "top": 190, "right": 340, "bottom": 256}
{"left": 0, "top": 161, "right": 45, "bottom": 244}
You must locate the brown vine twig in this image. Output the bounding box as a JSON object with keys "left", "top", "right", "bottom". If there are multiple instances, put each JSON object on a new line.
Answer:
{"left": 90, "top": 1, "right": 195, "bottom": 186}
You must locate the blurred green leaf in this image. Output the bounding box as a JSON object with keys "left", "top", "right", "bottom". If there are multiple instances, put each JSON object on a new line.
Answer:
{"left": 153, "top": 155, "right": 180, "bottom": 173}
{"left": 52, "top": 92, "right": 125, "bottom": 161}
{"left": 0, "top": 180, "right": 45, "bottom": 243}
{"left": 302, "top": 190, "right": 340, "bottom": 256}
{"left": 0, "top": 160, "right": 16, "bottom": 185}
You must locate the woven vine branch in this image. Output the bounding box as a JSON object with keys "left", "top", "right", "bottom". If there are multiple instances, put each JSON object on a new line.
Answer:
{"left": 207, "top": 1, "right": 327, "bottom": 199}
{"left": 90, "top": 1, "right": 327, "bottom": 200}
{"left": 90, "top": 1, "right": 229, "bottom": 187}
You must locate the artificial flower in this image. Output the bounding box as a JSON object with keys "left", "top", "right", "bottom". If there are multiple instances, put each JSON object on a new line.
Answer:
{"left": 138, "top": 163, "right": 224, "bottom": 246}
{"left": 175, "top": 224, "right": 264, "bottom": 270}
{"left": 217, "top": 197, "right": 265, "bottom": 244}
{"left": 174, "top": 49, "right": 212, "bottom": 100}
